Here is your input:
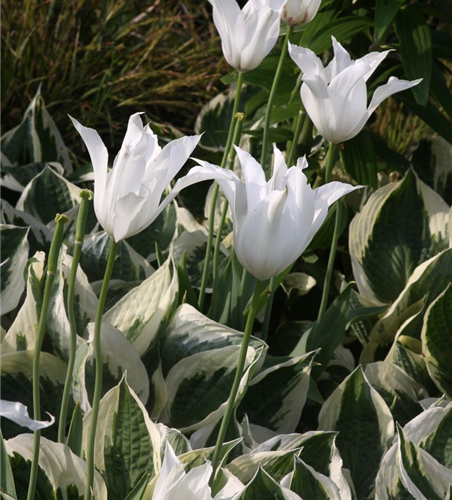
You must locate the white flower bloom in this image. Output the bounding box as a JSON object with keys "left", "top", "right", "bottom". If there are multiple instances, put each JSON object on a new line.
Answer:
{"left": 209, "top": 0, "right": 285, "bottom": 72}
{"left": 195, "top": 147, "right": 361, "bottom": 281}
{"left": 282, "top": 0, "right": 321, "bottom": 26}
{"left": 0, "top": 400, "right": 55, "bottom": 431}
{"left": 152, "top": 443, "right": 213, "bottom": 500}
{"left": 288, "top": 37, "right": 422, "bottom": 143}
{"left": 70, "top": 113, "right": 223, "bottom": 242}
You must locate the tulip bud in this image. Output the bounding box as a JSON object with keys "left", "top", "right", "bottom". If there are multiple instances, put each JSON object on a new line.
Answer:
{"left": 282, "top": 0, "right": 321, "bottom": 27}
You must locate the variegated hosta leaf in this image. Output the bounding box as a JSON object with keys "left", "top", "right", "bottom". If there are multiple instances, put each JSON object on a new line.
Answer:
{"left": 0, "top": 351, "right": 67, "bottom": 440}
{"left": 375, "top": 401, "right": 452, "bottom": 499}
{"left": 80, "top": 231, "right": 153, "bottom": 283}
{"left": 282, "top": 273, "right": 316, "bottom": 296}
{"left": 83, "top": 377, "right": 161, "bottom": 500}
{"left": 72, "top": 322, "right": 149, "bottom": 414}
{"left": 162, "top": 342, "right": 264, "bottom": 432}
{"left": 227, "top": 448, "right": 301, "bottom": 485}
{"left": 6, "top": 435, "right": 106, "bottom": 499}
{"left": 16, "top": 165, "right": 81, "bottom": 224}
{"left": 179, "top": 438, "right": 242, "bottom": 474}
{"left": 361, "top": 248, "right": 452, "bottom": 363}
{"left": 318, "top": 366, "right": 394, "bottom": 500}
{"left": 104, "top": 257, "right": 177, "bottom": 356}
{"left": 364, "top": 362, "right": 427, "bottom": 426}
{"left": 421, "top": 283, "right": 452, "bottom": 397}
{"left": 0, "top": 88, "right": 72, "bottom": 173}
{"left": 1, "top": 199, "right": 51, "bottom": 253}
{"left": 233, "top": 466, "right": 301, "bottom": 500}
{"left": 397, "top": 425, "right": 452, "bottom": 500}
{"left": 238, "top": 352, "right": 315, "bottom": 434}
{"left": 349, "top": 169, "right": 449, "bottom": 304}
{"left": 1, "top": 161, "right": 64, "bottom": 193}
{"left": 282, "top": 456, "right": 342, "bottom": 500}
{"left": 156, "top": 423, "right": 191, "bottom": 457}
{"left": 251, "top": 432, "right": 352, "bottom": 500}
{"left": 160, "top": 304, "right": 266, "bottom": 377}
{"left": 0, "top": 225, "right": 29, "bottom": 315}
{"left": 1, "top": 251, "right": 45, "bottom": 353}
{"left": 46, "top": 247, "right": 98, "bottom": 359}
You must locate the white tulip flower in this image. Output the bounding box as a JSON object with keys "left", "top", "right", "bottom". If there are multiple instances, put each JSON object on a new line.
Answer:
{"left": 71, "top": 113, "right": 224, "bottom": 242}
{"left": 152, "top": 443, "right": 213, "bottom": 500}
{"left": 209, "top": 0, "right": 285, "bottom": 72}
{"left": 282, "top": 0, "right": 321, "bottom": 27}
{"left": 196, "top": 147, "right": 361, "bottom": 281}
{"left": 288, "top": 37, "right": 422, "bottom": 144}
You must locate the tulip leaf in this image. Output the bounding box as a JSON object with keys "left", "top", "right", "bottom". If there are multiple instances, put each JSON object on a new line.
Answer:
{"left": 0, "top": 225, "right": 29, "bottom": 315}
{"left": 15, "top": 165, "right": 82, "bottom": 224}
{"left": 82, "top": 378, "right": 161, "bottom": 500}
{"left": 238, "top": 353, "right": 314, "bottom": 434}
{"left": 307, "top": 16, "right": 373, "bottom": 54}
{"left": 318, "top": 366, "right": 394, "bottom": 500}
{"left": 395, "top": 6, "right": 432, "bottom": 106}
{"left": 375, "top": 0, "right": 406, "bottom": 40}
{"left": 421, "top": 283, "right": 452, "bottom": 397}
{"left": 340, "top": 131, "right": 378, "bottom": 190}
{"left": 66, "top": 402, "right": 83, "bottom": 458}
{"left": 349, "top": 169, "right": 450, "bottom": 304}
{"left": 176, "top": 251, "right": 199, "bottom": 309}
{"left": 5, "top": 435, "right": 107, "bottom": 499}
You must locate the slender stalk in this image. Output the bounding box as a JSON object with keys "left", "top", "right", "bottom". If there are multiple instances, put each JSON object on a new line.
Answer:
{"left": 260, "top": 277, "right": 275, "bottom": 343}
{"left": 198, "top": 72, "right": 244, "bottom": 310}
{"left": 212, "top": 116, "right": 244, "bottom": 276}
{"left": 58, "top": 190, "right": 92, "bottom": 444}
{"left": 27, "top": 214, "right": 68, "bottom": 500}
{"left": 318, "top": 142, "right": 340, "bottom": 322}
{"left": 84, "top": 238, "right": 118, "bottom": 500}
{"left": 286, "top": 111, "right": 305, "bottom": 167}
{"left": 260, "top": 26, "right": 293, "bottom": 170}
{"left": 210, "top": 279, "right": 266, "bottom": 484}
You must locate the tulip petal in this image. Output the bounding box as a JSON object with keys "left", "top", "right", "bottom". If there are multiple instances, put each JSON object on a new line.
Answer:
{"left": 367, "top": 76, "right": 423, "bottom": 117}
{"left": 153, "top": 443, "right": 186, "bottom": 500}
{"left": 167, "top": 461, "right": 213, "bottom": 500}
{"left": 209, "top": 0, "right": 241, "bottom": 70}
{"left": 69, "top": 115, "right": 108, "bottom": 219}
{"left": 314, "top": 181, "right": 362, "bottom": 207}
{"left": 288, "top": 43, "right": 324, "bottom": 78}
{"left": 360, "top": 49, "right": 392, "bottom": 81}
{"left": 324, "top": 37, "right": 352, "bottom": 82}
{"left": 268, "top": 146, "right": 288, "bottom": 191}
{"left": 144, "top": 124, "right": 162, "bottom": 164}
{"left": 234, "top": 146, "right": 267, "bottom": 210}
{"left": 0, "top": 400, "right": 55, "bottom": 431}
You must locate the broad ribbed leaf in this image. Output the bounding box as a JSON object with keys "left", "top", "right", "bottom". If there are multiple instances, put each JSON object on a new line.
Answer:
{"left": 16, "top": 166, "right": 81, "bottom": 224}
{"left": 82, "top": 378, "right": 161, "bottom": 500}
{"left": 104, "top": 257, "right": 177, "bottom": 356}
{"left": 318, "top": 366, "right": 394, "bottom": 500}
{"left": 239, "top": 467, "right": 299, "bottom": 500}
{"left": 80, "top": 231, "right": 152, "bottom": 283}
{"left": 340, "top": 131, "right": 378, "bottom": 189}
{"left": 0, "top": 225, "right": 29, "bottom": 315}
{"left": 421, "top": 283, "right": 452, "bottom": 397}
{"left": 350, "top": 169, "right": 449, "bottom": 304}
{"left": 395, "top": 6, "right": 432, "bottom": 105}
{"left": 6, "top": 435, "right": 106, "bottom": 499}
{"left": 375, "top": 0, "right": 405, "bottom": 40}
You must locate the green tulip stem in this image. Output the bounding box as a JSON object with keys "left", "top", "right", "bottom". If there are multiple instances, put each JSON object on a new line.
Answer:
{"left": 286, "top": 111, "right": 305, "bottom": 167}
{"left": 58, "top": 190, "right": 93, "bottom": 444}
{"left": 260, "top": 277, "right": 275, "bottom": 343}
{"left": 27, "top": 213, "right": 68, "bottom": 500}
{"left": 84, "top": 237, "right": 118, "bottom": 500}
{"left": 318, "top": 142, "right": 340, "bottom": 322}
{"left": 210, "top": 279, "right": 266, "bottom": 484}
{"left": 212, "top": 116, "right": 244, "bottom": 277}
{"left": 198, "top": 71, "right": 244, "bottom": 311}
{"left": 260, "top": 26, "right": 293, "bottom": 170}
